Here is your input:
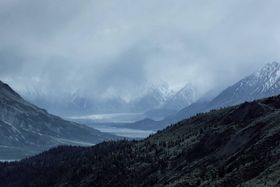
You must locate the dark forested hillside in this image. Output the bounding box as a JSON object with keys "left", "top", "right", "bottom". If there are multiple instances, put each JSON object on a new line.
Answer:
{"left": 1, "top": 95, "right": 280, "bottom": 187}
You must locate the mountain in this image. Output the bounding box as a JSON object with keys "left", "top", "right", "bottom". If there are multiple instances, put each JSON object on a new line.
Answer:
{"left": 168, "top": 61, "right": 280, "bottom": 125}
{"left": 23, "top": 91, "right": 128, "bottom": 116}
{"left": 209, "top": 61, "right": 280, "bottom": 109}
{"left": 1, "top": 95, "right": 280, "bottom": 186}
{"left": 131, "top": 84, "right": 171, "bottom": 112}
{"left": 21, "top": 83, "right": 197, "bottom": 120}
{"left": 0, "top": 81, "right": 117, "bottom": 160}
{"left": 118, "top": 62, "right": 280, "bottom": 131}
{"left": 162, "top": 84, "right": 196, "bottom": 110}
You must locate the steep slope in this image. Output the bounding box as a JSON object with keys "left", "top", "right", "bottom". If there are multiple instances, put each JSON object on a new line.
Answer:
{"left": 209, "top": 61, "right": 280, "bottom": 109}
{"left": 0, "top": 81, "right": 117, "bottom": 160}
{"left": 168, "top": 61, "right": 280, "bottom": 126}
{"left": 162, "top": 84, "right": 196, "bottom": 110}
{"left": 132, "top": 84, "right": 196, "bottom": 121}
{"left": 1, "top": 95, "right": 280, "bottom": 186}
{"left": 116, "top": 62, "right": 280, "bottom": 131}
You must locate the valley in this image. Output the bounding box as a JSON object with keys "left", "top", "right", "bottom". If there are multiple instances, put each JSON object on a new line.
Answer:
{"left": 1, "top": 1, "right": 279, "bottom": 185}
{"left": 0, "top": 81, "right": 119, "bottom": 160}
{"left": 1, "top": 95, "right": 280, "bottom": 186}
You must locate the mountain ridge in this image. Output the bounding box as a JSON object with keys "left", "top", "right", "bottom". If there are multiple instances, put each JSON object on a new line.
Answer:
{"left": 19, "top": 82, "right": 197, "bottom": 118}
{"left": 117, "top": 62, "right": 280, "bottom": 131}
{"left": 0, "top": 81, "right": 118, "bottom": 160}
{"left": 166, "top": 61, "right": 280, "bottom": 126}
{"left": 209, "top": 61, "right": 280, "bottom": 109}
{"left": 1, "top": 94, "right": 280, "bottom": 186}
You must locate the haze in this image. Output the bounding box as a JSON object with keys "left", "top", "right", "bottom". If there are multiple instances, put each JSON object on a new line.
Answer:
{"left": 0, "top": 0, "right": 280, "bottom": 102}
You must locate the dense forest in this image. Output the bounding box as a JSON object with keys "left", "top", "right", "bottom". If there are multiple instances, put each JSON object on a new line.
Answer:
{"left": 1, "top": 96, "right": 280, "bottom": 186}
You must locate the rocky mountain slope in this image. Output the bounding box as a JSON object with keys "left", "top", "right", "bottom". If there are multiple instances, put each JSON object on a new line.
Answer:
{"left": 210, "top": 61, "right": 280, "bottom": 108}
{"left": 1, "top": 95, "right": 280, "bottom": 186}
{"left": 162, "top": 84, "right": 196, "bottom": 110}
{"left": 114, "top": 62, "right": 280, "bottom": 131}
{"left": 168, "top": 61, "right": 280, "bottom": 125}
{"left": 0, "top": 81, "right": 117, "bottom": 160}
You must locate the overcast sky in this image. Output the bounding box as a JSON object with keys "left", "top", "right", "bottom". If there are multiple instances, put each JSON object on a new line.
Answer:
{"left": 1, "top": 0, "right": 280, "bottom": 100}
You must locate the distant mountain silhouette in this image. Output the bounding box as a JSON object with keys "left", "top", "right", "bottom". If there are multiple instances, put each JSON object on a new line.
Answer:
{"left": 0, "top": 81, "right": 117, "bottom": 160}
{"left": 139, "top": 61, "right": 280, "bottom": 130}
{"left": 22, "top": 83, "right": 197, "bottom": 119}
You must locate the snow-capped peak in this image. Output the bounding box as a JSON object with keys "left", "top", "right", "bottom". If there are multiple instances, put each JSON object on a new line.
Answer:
{"left": 254, "top": 61, "right": 280, "bottom": 78}
{"left": 251, "top": 61, "right": 280, "bottom": 91}
{"left": 175, "top": 83, "right": 196, "bottom": 100}
{"left": 210, "top": 61, "right": 280, "bottom": 109}
{"left": 159, "top": 83, "right": 197, "bottom": 110}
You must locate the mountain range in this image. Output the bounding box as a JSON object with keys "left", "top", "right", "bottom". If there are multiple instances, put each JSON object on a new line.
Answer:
{"left": 0, "top": 81, "right": 117, "bottom": 160}
{"left": 21, "top": 83, "right": 197, "bottom": 120}
{"left": 173, "top": 61, "right": 280, "bottom": 122}
{"left": 120, "top": 62, "right": 280, "bottom": 130}
{"left": 210, "top": 61, "right": 280, "bottom": 108}
{"left": 1, "top": 94, "right": 280, "bottom": 186}
{"left": 2, "top": 61, "right": 280, "bottom": 160}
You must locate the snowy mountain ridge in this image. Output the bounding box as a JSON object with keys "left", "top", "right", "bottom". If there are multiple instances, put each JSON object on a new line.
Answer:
{"left": 251, "top": 61, "right": 280, "bottom": 91}
{"left": 160, "top": 61, "right": 280, "bottom": 129}
{"left": 233, "top": 61, "right": 280, "bottom": 94}
{"left": 209, "top": 61, "right": 280, "bottom": 109}
{"left": 19, "top": 82, "right": 197, "bottom": 117}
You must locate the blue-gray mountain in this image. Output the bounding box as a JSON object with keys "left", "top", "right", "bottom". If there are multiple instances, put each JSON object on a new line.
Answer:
{"left": 22, "top": 83, "right": 197, "bottom": 120}
{"left": 170, "top": 61, "right": 280, "bottom": 125}
{"left": 210, "top": 61, "right": 280, "bottom": 108}
{"left": 121, "top": 62, "right": 280, "bottom": 130}
{"left": 0, "top": 81, "right": 117, "bottom": 160}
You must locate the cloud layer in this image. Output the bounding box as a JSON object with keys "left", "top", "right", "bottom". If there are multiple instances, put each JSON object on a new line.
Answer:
{"left": 1, "top": 0, "right": 280, "bottom": 100}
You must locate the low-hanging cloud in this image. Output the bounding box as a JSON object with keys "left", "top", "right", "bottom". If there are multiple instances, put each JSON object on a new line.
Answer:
{"left": 1, "top": 0, "right": 280, "bottom": 101}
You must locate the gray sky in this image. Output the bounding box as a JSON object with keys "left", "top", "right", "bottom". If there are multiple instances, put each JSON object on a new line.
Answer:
{"left": 1, "top": 0, "right": 280, "bottom": 100}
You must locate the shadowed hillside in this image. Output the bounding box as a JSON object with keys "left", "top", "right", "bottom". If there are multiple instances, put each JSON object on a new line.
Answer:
{"left": 0, "top": 81, "right": 118, "bottom": 160}
{"left": 1, "top": 95, "right": 280, "bottom": 186}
